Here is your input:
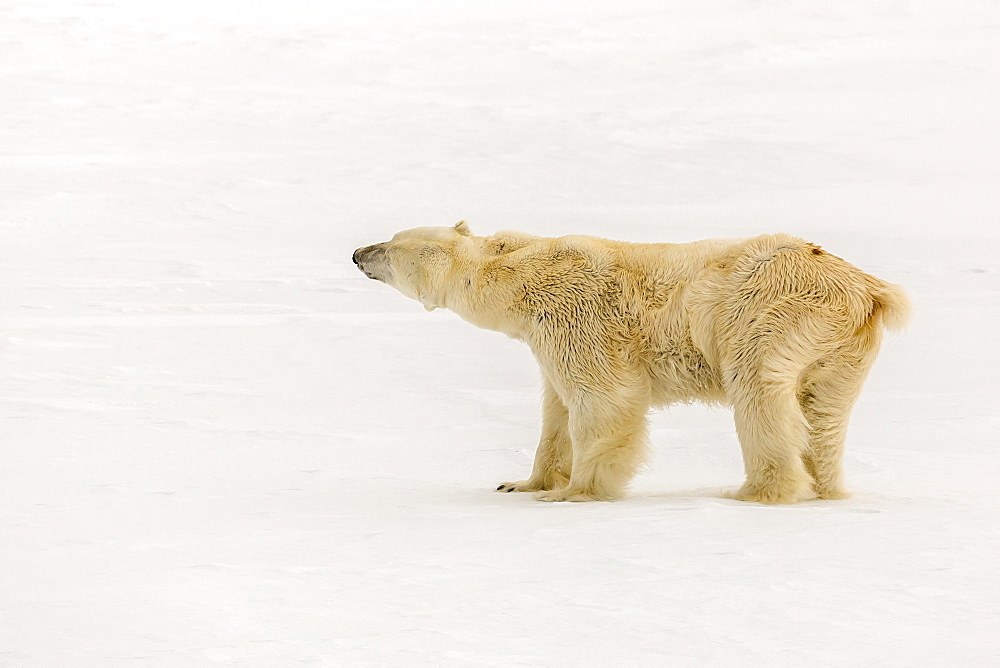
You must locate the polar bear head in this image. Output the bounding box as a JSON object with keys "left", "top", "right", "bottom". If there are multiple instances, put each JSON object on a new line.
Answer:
{"left": 353, "top": 221, "right": 473, "bottom": 311}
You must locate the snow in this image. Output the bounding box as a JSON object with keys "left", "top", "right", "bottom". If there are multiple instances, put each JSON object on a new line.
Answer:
{"left": 1, "top": 0, "right": 998, "bottom": 664}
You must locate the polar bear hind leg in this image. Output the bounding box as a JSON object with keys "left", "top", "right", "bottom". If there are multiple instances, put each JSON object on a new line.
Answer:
{"left": 729, "top": 377, "right": 815, "bottom": 504}
{"left": 724, "top": 320, "right": 818, "bottom": 504}
{"left": 799, "top": 327, "right": 882, "bottom": 500}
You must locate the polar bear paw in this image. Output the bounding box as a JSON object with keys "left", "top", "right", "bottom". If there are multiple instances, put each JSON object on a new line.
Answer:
{"left": 728, "top": 481, "right": 815, "bottom": 505}
{"left": 533, "top": 488, "right": 618, "bottom": 502}
{"left": 496, "top": 480, "right": 544, "bottom": 493}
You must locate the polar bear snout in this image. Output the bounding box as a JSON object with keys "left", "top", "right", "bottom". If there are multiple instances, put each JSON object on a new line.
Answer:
{"left": 352, "top": 243, "right": 389, "bottom": 281}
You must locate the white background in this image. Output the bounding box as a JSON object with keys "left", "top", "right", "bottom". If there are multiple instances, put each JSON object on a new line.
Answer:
{"left": 2, "top": 1, "right": 998, "bottom": 664}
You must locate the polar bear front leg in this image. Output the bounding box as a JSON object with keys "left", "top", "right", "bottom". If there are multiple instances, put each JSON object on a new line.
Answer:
{"left": 535, "top": 389, "right": 650, "bottom": 502}
{"left": 497, "top": 379, "right": 571, "bottom": 493}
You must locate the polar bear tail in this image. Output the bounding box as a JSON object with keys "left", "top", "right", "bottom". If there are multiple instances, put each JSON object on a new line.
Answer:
{"left": 871, "top": 280, "right": 912, "bottom": 333}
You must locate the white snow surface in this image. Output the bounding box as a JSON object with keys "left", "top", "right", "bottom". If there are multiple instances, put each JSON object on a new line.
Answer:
{"left": 2, "top": 1, "right": 999, "bottom": 665}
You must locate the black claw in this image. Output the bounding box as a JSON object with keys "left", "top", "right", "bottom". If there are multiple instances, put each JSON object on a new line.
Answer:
{"left": 497, "top": 485, "right": 505, "bottom": 491}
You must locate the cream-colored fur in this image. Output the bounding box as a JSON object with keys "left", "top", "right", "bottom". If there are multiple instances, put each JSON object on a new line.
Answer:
{"left": 353, "top": 221, "right": 910, "bottom": 503}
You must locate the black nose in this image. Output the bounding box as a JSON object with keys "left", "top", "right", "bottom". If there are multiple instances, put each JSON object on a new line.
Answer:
{"left": 352, "top": 249, "right": 361, "bottom": 265}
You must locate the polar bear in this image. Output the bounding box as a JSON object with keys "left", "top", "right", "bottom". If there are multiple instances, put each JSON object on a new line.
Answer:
{"left": 353, "top": 221, "right": 909, "bottom": 503}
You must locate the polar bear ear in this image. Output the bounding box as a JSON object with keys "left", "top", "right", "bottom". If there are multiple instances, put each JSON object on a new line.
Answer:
{"left": 454, "top": 220, "right": 472, "bottom": 237}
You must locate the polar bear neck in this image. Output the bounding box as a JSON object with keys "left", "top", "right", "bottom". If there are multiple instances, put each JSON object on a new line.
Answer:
{"left": 433, "top": 239, "right": 531, "bottom": 340}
